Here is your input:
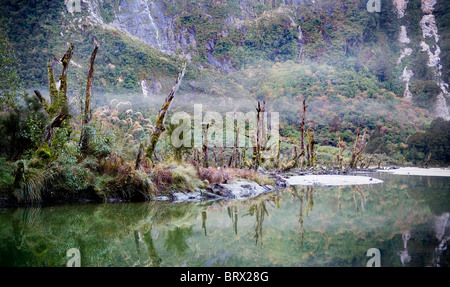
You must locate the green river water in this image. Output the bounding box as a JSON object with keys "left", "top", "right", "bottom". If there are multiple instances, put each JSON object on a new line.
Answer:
{"left": 0, "top": 172, "right": 449, "bottom": 267}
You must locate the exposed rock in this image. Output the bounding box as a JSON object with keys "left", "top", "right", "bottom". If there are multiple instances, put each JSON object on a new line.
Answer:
{"left": 420, "top": 14, "right": 439, "bottom": 42}
{"left": 205, "top": 180, "right": 273, "bottom": 199}
{"left": 435, "top": 93, "right": 450, "bottom": 120}
{"left": 396, "top": 47, "right": 412, "bottom": 65}
{"left": 110, "top": 0, "right": 196, "bottom": 57}
{"left": 421, "top": 0, "right": 437, "bottom": 14}
{"left": 141, "top": 78, "right": 162, "bottom": 97}
{"left": 398, "top": 25, "right": 411, "bottom": 45}
{"left": 84, "top": 0, "right": 104, "bottom": 25}
{"left": 399, "top": 67, "right": 414, "bottom": 100}
{"left": 420, "top": 41, "right": 441, "bottom": 69}
{"left": 297, "top": 25, "right": 306, "bottom": 61}
{"left": 393, "top": 0, "right": 409, "bottom": 19}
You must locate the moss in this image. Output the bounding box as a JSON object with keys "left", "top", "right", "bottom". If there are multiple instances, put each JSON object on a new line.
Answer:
{"left": 34, "top": 143, "right": 54, "bottom": 164}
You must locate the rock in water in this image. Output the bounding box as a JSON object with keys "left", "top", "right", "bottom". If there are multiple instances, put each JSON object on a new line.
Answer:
{"left": 205, "top": 180, "right": 272, "bottom": 200}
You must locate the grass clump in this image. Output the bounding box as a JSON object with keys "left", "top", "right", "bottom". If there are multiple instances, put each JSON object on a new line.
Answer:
{"left": 171, "top": 164, "right": 205, "bottom": 191}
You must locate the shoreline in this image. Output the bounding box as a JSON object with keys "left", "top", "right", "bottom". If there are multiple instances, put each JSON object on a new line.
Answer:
{"left": 377, "top": 167, "right": 450, "bottom": 177}
{"left": 2, "top": 166, "right": 450, "bottom": 208}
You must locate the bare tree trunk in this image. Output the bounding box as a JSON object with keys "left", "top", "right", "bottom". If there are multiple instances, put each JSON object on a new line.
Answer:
{"left": 254, "top": 101, "right": 264, "bottom": 170}
{"left": 80, "top": 45, "right": 99, "bottom": 157}
{"left": 34, "top": 43, "right": 74, "bottom": 147}
{"left": 234, "top": 121, "right": 240, "bottom": 168}
{"left": 42, "top": 114, "right": 69, "bottom": 144}
{"left": 337, "top": 134, "right": 345, "bottom": 169}
{"left": 365, "top": 143, "right": 382, "bottom": 168}
{"left": 260, "top": 101, "right": 266, "bottom": 166}
{"left": 146, "top": 63, "right": 186, "bottom": 161}
{"left": 424, "top": 152, "right": 432, "bottom": 168}
{"left": 219, "top": 147, "right": 224, "bottom": 168}
{"left": 350, "top": 128, "right": 367, "bottom": 169}
{"left": 300, "top": 99, "right": 306, "bottom": 156}
{"left": 202, "top": 123, "right": 209, "bottom": 168}
{"left": 135, "top": 143, "right": 145, "bottom": 170}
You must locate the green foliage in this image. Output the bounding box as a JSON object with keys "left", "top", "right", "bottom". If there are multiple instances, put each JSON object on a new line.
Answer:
{"left": 0, "top": 94, "right": 48, "bottom": 159}
{"left": 0, "top": 157, "right": 14, "bottom": 194}
{"left": 13, "top": 165, "right": 49, "bottom": 204}
{"left": 0, "top": 34, "right": 22, "bottom": 108}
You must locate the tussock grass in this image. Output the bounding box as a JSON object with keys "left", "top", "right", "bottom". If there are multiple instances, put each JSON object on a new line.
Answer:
{"left": 226, "top": 168, "right": 275, "bottom": 186}
{"left": 13, "top": 166, "right": 51, "bottom": 204}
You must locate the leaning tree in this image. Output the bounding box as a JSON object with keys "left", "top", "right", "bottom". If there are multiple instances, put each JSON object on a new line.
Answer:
{"left": 34, "top": 43, "right": 74, "bottom": 146}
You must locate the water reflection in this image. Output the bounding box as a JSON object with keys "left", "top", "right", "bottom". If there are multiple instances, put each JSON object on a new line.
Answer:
{"left": 0, "top": 172, "right": 449, "bottom": 267}
{"left": 248, "top": 202, "right": 268, "bottom": 245}
{"left": 397, "top": 232, "right": 411, "bottom": 265}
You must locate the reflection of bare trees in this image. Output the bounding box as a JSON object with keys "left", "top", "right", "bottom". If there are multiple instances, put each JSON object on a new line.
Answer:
{"left": 227, "top": 206, "right": 238, "bottom": 235}
{"left": 201, "top": 211, "right": 207, "bottom": 236}
{"left": 142, "top": 224, "right": 162, "bottom": 267}
{"left": 291, "top": 186, "right": 315, "bottom": 246}
{"left": 12, "top": 208, "right": 42, "bottom": 249}
{"left": 130, "top": 224, "right": 162, "bottom": 267}
{"left": 351, "top": 186, "right": 366, "bottom": 215}
{"left": 249, "top": 202, "right": 268, "bottom": 245}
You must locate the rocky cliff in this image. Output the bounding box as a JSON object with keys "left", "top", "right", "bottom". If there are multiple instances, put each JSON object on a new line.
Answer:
{"left": 1, "top": 0, "right": 449, "bottom": 119}
{"left": 76, "top": 0, "right": 449, "bottom": 118}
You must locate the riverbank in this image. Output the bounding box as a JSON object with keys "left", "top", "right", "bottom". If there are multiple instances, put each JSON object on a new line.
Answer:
{"left": 3, "top": 166, "right": 450, "bottom": 208}
{"left": 378, "top": 167, "right": 450, "bottom": 177}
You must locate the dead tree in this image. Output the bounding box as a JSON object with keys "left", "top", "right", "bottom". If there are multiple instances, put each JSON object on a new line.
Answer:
{"left": 349, "top": 128, "right": 367, "bottom": 169}
{"left": 337, "top": 134, "right": 346, "bottom": 169}
{"left": 234, "top": 117, "right": 240, "bottom": 168}
{"left": 253, "top": 101, "right": 265, "bottom": 170}
{"left": 300, "top": 99, "right": 307, "bottom": 162}
{"left": 306, "top": 128, "right": 316, "bottom": 167}
{"left": 34, "top": 43, "right": 74, "bottom": 146}
{"left": 202, "top": 123, "right": 210, "bottom": 168}
{"left": 146, "top": 62, "right": 186, "bottom": 161}
{"left": 79, "top": 45, "right": 99, "bottom": 157}
{"left": 424, "top": 152, "right": 432, "bottom": 168}
{"left": 365, "top": 143, "right": 382, "bottom": 168}
{"left": 135, "top": 143, "right": 145, "bottom": 170}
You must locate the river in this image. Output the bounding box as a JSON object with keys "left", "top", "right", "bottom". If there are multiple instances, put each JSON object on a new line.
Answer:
{"left": 0, "top": 172, "right": 449, "bottom": 267}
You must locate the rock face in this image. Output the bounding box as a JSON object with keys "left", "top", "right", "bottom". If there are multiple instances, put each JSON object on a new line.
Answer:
{"left": 140, "top": 78, "right": 162, "bottom": 97}
{"left": 80, "top": 0, "right": 450, "bottom": 118}
{"left": 110, "top": 0, "right": 196, "bottom": 58}
{"left": 205, "top": 180, "right": 273, "bottom": 199}
{"left": 417, "top": 0, "right": 450, "bottom": 120}
{"left": 393, "top": 0, "right": 450, "bottom": 119}
{"left": 393, "top": 0, "right": 409, "bottom": 19}
{"left": 154, "top": 179, "right": 276, "bottom": 202}
{"left": 399, "top": 67, "right": 413, "bottom": 100}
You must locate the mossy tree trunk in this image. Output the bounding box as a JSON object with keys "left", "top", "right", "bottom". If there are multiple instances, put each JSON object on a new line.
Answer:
{"left": 349, "top": 128, "right": 367, "bottom": 169}
{"left": 202, "top": 123, "right": 209, "bottom": 168}
{"left": 299, "top": 99, "right": 307, "bottom": 167}
{"left": 253, "top": 101, "right": 265, "bottom": 170}
{"left": 80, "top": 45, "right": 99, "bottom": 157}
{"left": 306, "top": 128, "right": 316, "bottom": 167}
{"left": 135, "top": 143, "right": 145, "bottom": 170}
{"left": 146, "top": 62, "right": 186, "bottom": 161}
{"left": 337, "top": 134, "right": 346, "bottom": 169}
{"left": 34, "top": 43, "right": 74, "bottom": 147}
